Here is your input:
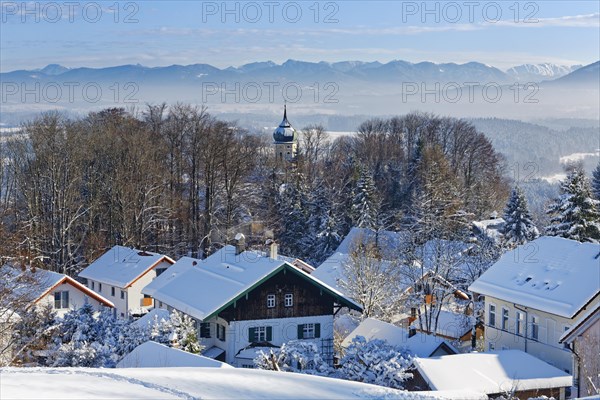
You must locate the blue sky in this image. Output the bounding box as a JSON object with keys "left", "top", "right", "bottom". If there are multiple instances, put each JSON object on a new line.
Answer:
{"left": 1, "top": 1, "right": 599, "bottom": 72}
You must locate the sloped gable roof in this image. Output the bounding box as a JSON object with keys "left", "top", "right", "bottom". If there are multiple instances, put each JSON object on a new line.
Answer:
{"left": 342, "top": 317, "right": 458, "bottom": 357}
{"left": 1, "top": 265, "right": 114, "bottom": 308}
{"left": 468, "top": 236, "right": 600, "bottom": 318}
{"left": 142, "top": 245, "right": 362, "bottom": 321}
{"left": 78, "top": 245, "right": 175, "bottom": 288}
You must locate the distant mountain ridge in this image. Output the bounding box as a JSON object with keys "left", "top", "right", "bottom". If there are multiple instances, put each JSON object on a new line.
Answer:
{"left": 4, "top": 60, "right": 594, "bottom": 85}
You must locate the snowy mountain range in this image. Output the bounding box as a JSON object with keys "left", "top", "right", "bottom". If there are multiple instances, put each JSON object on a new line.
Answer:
{"left": 506, "top": 63, "right": 582, "bottom": 82}
{"left": 2, "top": 60, "right": 593, "bottom": 85}
{"left": 1, "top": 60, "right": 598, "bottom": 122}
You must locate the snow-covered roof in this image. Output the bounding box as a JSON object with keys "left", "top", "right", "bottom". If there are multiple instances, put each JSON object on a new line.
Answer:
{"left": 472, "top": 218, "right": 505, "bottom": 243}
{"left": 342, "top": 318, "right": 457, "bottom": 358}
{"left": 78, "top": 246, "right": 175, "bottom": 288}
{"left": 142, "top": 245, "right": 361, "bottom": 321}
{"left": 410, "top": 310, "right": 475, "bottom": 339}
{"left": 131, "top": 308, "right": 170, "bottom": 329}
{"left": 116, "top": 341, "right": 232, "bottom": 368}
{"left": 559, "top": 302, "right": 600, "bottom": 344}
{"left": 414, "top": 350, "right": 572, "bottom": 394}
{"left": 1, "top": 265, "right": 114, "bottom": 308}
{"left": 468, "top": 236, "right": 600, "bottom": 318}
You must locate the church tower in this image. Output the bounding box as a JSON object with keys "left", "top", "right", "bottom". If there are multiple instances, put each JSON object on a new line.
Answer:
{"left": 273, "top": 105, "right": 298, "bottom": 162}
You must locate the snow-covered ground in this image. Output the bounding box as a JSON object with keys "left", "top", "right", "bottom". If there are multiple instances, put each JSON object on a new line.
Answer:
{"left": 0, "top": 367, "right": 443, "bottom": 400}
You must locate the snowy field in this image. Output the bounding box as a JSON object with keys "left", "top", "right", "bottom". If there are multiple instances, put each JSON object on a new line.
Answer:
{"left": 0, "top": 367, "right": 453, "bottom": 400}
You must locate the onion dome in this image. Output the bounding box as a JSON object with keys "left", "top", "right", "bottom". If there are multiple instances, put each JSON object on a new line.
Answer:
{"left": 273, "top": 105, "right": 297, "bottom": 143}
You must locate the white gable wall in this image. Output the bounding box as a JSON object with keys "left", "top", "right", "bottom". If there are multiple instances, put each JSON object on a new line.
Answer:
{"left": 37, "top": 281, "right": 108, "bottom": 317}
{"left": 86, "top": 260, "right": 171, "bottom": 318}
{"left": 127, "top": 260, "right": 171, "bottom": 316}
{"left": 483, "top": 294, "right": 599, "bottom": 373}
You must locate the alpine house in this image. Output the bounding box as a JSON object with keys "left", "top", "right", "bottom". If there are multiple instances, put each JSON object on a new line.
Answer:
{"left": 142, "top": 242, "right": 362, "bottom": 367}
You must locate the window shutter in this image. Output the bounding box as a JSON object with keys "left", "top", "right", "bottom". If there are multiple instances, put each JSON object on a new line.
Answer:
{"left": 297, "top": 324, "right": 304, "bottom": 339}
{"left": 249, "top": 327, "right": 256, "bottom": 342}
{"left": 266, "top": 326, "right": 273, "bottom": 341}
{"left": 315, "top": 323, "right": 321, "bottom": 339}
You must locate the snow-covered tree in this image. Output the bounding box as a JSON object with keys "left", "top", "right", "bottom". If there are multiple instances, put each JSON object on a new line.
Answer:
{"left": 502, "top": 186, "right": 539, "bottom": 248}
{"left": 50, "top": 304, "right": 108, "bottom": 367}
{"left": 546, "top": 167, "right": 600, "bottom": 243}
{"left": 339, "top": 241, "right": 399, "bottom": 321}
{"left": 169, "top": 311, "right": 202, "bottom": 354}
{"left": 592, "top": 161, "right": 600, "bottom": 200}
{"left": 336, "top": 336, "right": 413, "bottom": 389}
{"left": 352, "top": 165, "right": 379, "bottom": 230}
{"left": 10, "top": 304, "right": 58, "bottom": 366}
{"left": 254, "top": 340, "right": 331, "bottom": 375}
{"left": 408, "top": 143, "right": 465, "bottom": 241}
{"left": 148, "top": 311, "right": 202, "bottom": 354}
{"left": 305, "top": 183, "right": 343, "bottom": 264}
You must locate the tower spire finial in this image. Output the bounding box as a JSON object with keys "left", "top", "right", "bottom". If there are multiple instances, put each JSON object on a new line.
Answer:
{"left": 283, "top": 102, "right": 287, "bottom": 120}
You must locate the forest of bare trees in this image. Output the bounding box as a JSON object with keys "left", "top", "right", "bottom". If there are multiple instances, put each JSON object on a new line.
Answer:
{"left": 0, "top": 106, "right": 508, "bottom": 275}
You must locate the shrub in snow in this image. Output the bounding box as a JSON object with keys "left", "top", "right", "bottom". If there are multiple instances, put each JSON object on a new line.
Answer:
{"left": 336, "top": 336, "right": 413, "bottom": 389}
{"left": 254, "top": 340, "right": 331, "bottom": 375}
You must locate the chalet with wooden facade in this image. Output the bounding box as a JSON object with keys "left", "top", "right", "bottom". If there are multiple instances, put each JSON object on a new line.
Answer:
{"left": 78, "top": 246, "right": 175, "bottom": 318}
{"left": 142, "top": 243, "right": 362, "bottom": 367}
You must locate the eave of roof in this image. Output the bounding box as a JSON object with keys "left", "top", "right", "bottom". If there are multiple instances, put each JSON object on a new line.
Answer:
{"left": 559, "top": 302, "right": 600, "bottom": 343}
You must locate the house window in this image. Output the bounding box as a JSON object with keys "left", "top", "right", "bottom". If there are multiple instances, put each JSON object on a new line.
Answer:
{"left": 284, "top": 293, "right": 293, "bottom": 307}
{"left": 489, "top": 342, "right": 495, "bottom": 351}
{"left": 54, "top": 291, "right": 69, "bottom": 309}
{"left": 111, "top": 287, "right": 115, "bottom": 297}
{"left": 488, "top": 304, "right": 496, "bottom": 327}
{"left": 159, "top": 301, "right": 163, "bottom": 308}
{"left": 531, "top": 316, "right": 539, "bottom": 340}
{"left": 217, "top": 324, "right": 226, "bottom": 341}
{"left": 121, "top": 290, "right": 125, "bottom": 299}
{"left": 200, "top": 323, "right": 211, "bottom": 338}
{"left": 563, "top": 326, "right": 571, "bottom": 349}
{"left": 501, "top": 308, "right": 509, "bottom": 330}
{"left": 91, "top": 281, "right": 95, "bottom": 290}
{"left": 267, "top": 294, "right": 276, "bottom": 308}
{"left": 98, "top": 283, "right": 102, "bottom": 293}
{"left": 516, "top": 312, "right": 524, "bottom": 336}
{"left": 298, "top": 323, "right": 321, "bottom": 339}
{"left": 249, "top": 326, "right": 272, "bottom": 342}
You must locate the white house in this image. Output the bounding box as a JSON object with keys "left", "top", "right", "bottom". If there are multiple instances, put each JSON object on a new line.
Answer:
{"left": 31, "top": 269, "right": 114, "bottom": 317}
{"left": 468, "top": 236, "right": 600, "bottom": 376}
{"left": 78, "top": 246, "right": 175, "bottom": 318}
{"left": 559, "top": 302, "right": 600, "bottom": 398}
{"left": 142, "top": 243, "right": 362, "bottom": 367}
{"left": 1, "top": 265, "right": 114, "bottom": 318}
